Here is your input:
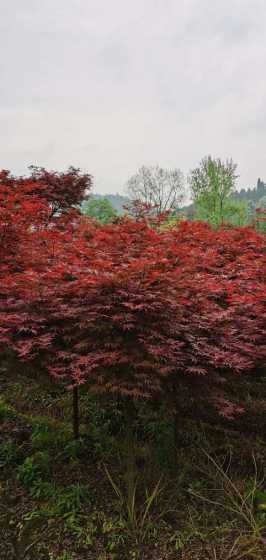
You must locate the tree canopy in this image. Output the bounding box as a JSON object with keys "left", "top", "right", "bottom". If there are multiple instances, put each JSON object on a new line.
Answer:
{"left": 126, "top": 165, "right": 185, "bottom": 216}
{"left": 189, "top": 156, "right": 238, "bottom": 225}
{"left": 1, "top": 168, "right": 265, "bottom": 423}
{"left": 82, "top": 197, "right": 117, "bottom": 223}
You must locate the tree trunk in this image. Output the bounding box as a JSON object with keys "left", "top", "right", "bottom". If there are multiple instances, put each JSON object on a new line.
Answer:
{"left": 124, "top": 398, "right": 137, "bottom": 520}
{"left": 174, "top": 410, "right": 181, "bottom": 450}
{"left": 72, "top": 386, "right": 80, "bottom": 439}
{"left": 173, "top": 407, "right": 184, "bottom": 466}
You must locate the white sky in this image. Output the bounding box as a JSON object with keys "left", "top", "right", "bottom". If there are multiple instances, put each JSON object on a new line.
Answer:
{"left": 1, "top": 0, "right": 266, "bottom": 194}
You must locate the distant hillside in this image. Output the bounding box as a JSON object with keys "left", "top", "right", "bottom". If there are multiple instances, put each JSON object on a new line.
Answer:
{"left": 178, "top": 179, "right": 266, "bottom": 218}
{"left": 234, "top": 178, "right": 266, "bottom": 204}
{"left": 92, "top": 193, "right": 130, "bottom": 215}
{"left": 92, "top": 180, "right": 266, "bottom": 218}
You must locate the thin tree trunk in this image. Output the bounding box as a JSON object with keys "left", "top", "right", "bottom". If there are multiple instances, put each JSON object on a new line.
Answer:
{"left": 72, "top": 386, "right": 80, "bottom": 439}
{"left": 124, "top": 398, "right": 137, "bottom": 520}
{"left": 174, "top": 410, "right": 181, "bottom": 450}
{"left": 173, "top": 407, "right": 183, "bottom": 467}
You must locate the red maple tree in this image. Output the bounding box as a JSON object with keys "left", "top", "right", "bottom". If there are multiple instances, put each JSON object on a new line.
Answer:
{"left": 1, "top": 171, "right": 265, "bottom": 439}
{"left": 0, "top": 167, "right": 92, "bottom": 354}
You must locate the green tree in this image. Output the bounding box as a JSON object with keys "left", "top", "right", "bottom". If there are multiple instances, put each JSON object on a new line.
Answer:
{"left": 257, "top": 195, "right": 266, "bottom": 210}
{"left": 82, "top": 198, "right": 117, "bottom": 224}
{"left": 255, "top": 195, "right": 266, "bottom": 232}
{"left": 246, "top": 200, "right": 256, "bottom": 225}
{"left": 222, "top": 199, "right": 248, "bottom": 226}
{"left": 189, "top": 156, "right": 238, "bottom": 225}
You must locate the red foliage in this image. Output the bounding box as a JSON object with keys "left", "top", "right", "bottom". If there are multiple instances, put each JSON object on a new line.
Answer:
{"left": 24, "top": 166, "right": 92, "bottom": 214}
{"left": 0, "top": 172, "right": 265, "bottom": 420}
{"left": 124, "top": 199, "right": 171, "bottom": 225}
{"left": 0, "top": 167, "right": 92, "bottom": 223}
{"left": 0, "top": 167, "right": 91, "bottom": 347}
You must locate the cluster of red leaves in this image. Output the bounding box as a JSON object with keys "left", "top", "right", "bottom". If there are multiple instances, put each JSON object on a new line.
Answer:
{"left": 0, "top": 170, "right": 265, "bottom": 419}
{"left": 123, "top": 198, "right": 171, "bottom": 225}
{"left": 1, "top": 166, "right": 92, "bottom": 211}
{"left": 0, "top": 167, "right": 91, "bottom": 344}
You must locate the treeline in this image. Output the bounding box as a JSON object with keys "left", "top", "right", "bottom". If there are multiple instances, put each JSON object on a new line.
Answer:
{"left": 236, "top": 178, "right": 266, "bottom": 204}
{"left": 82, "top": 157, "right": 266, "bottom": 230}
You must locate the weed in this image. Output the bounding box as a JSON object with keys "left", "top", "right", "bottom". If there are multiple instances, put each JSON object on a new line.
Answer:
{"left": 170, "top": 522, "right": 207, "bottom": 552}
{"left": 62, "top": 439, "right": 86, "bottom": 461}
{"left": 49, "top": 553, "right": 74, "bottom": 560}
{"left": 0, "top": 396, "right": 15, "bottom": 420}
{"left": 30, "top": 480, "right": 57, "bottom": 500}
{"left": 66, "top": 509, "right": 128, "bottom": 553}
{"left": 202, "top": 533, "right": 265, "bottom": 559}
{"left": 17, "top": 451, "right": 50, "bottom": 486}
{"left": 54, "top": 483, "right": 89, "bottom": 516}
{"left": 0, "top": 437, "right": 18, "bottom": 466}
{"left": 30, "top": 416, "right": 55, "bottom": 450}
{"left": 189, "top": 449, "right": 266, "bottom": 537}
{"left": 30, "top": 416, "right": 72, "bottom": 455}
{"left": 63, "top": 513, "right": 98, "bottom": 547}
{"left": 48, "top": 552, "right": 73, "bottom": 560}
{"left": 142, "top": 410, "right": 175, "bottom": 469}
{"left": 104, "top": 465, "right": 170, "bottom": 544}
{"left": 0, "top": 504, "right": 47, "bottom": 560}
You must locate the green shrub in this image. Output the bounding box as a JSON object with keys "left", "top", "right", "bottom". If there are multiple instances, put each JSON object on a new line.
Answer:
{"left": 30, "top": 416, "right": 72, "bottom": 456}
{"left": 18, "top": 451, "right": 50, "bottom": 486}
{"left": 62, "top": 439, "right": 86, "bottom": 461}
{"left": 0, "top": 396, "right": 15, "bottom": 420}
{"left": 0, "top": 437, "right": 18, "bottom": 466}
{"left": 54, "top": 483, "right": 90, "bottom": 516}
{"left": 30, "top": 416, "right": 55, "bottom": 450}
{"left": 30, "top": 480, "right": 57, "bottom": 500}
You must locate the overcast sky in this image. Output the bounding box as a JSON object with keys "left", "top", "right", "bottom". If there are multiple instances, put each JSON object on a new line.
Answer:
{"left": 1, "top": 0, "right": 266, "bottom": 194}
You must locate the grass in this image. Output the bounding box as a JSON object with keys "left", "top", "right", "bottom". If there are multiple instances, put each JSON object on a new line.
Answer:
{"left": 188, "top": 448, "right": 266, "bottom": 536}
{"left": 0, "top": 371, "right": 266, "bottom": 559}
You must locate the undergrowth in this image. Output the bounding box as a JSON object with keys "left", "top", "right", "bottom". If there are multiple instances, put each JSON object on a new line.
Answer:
{"left": 0, "top": 374, "right": 266, "bottom": 559}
